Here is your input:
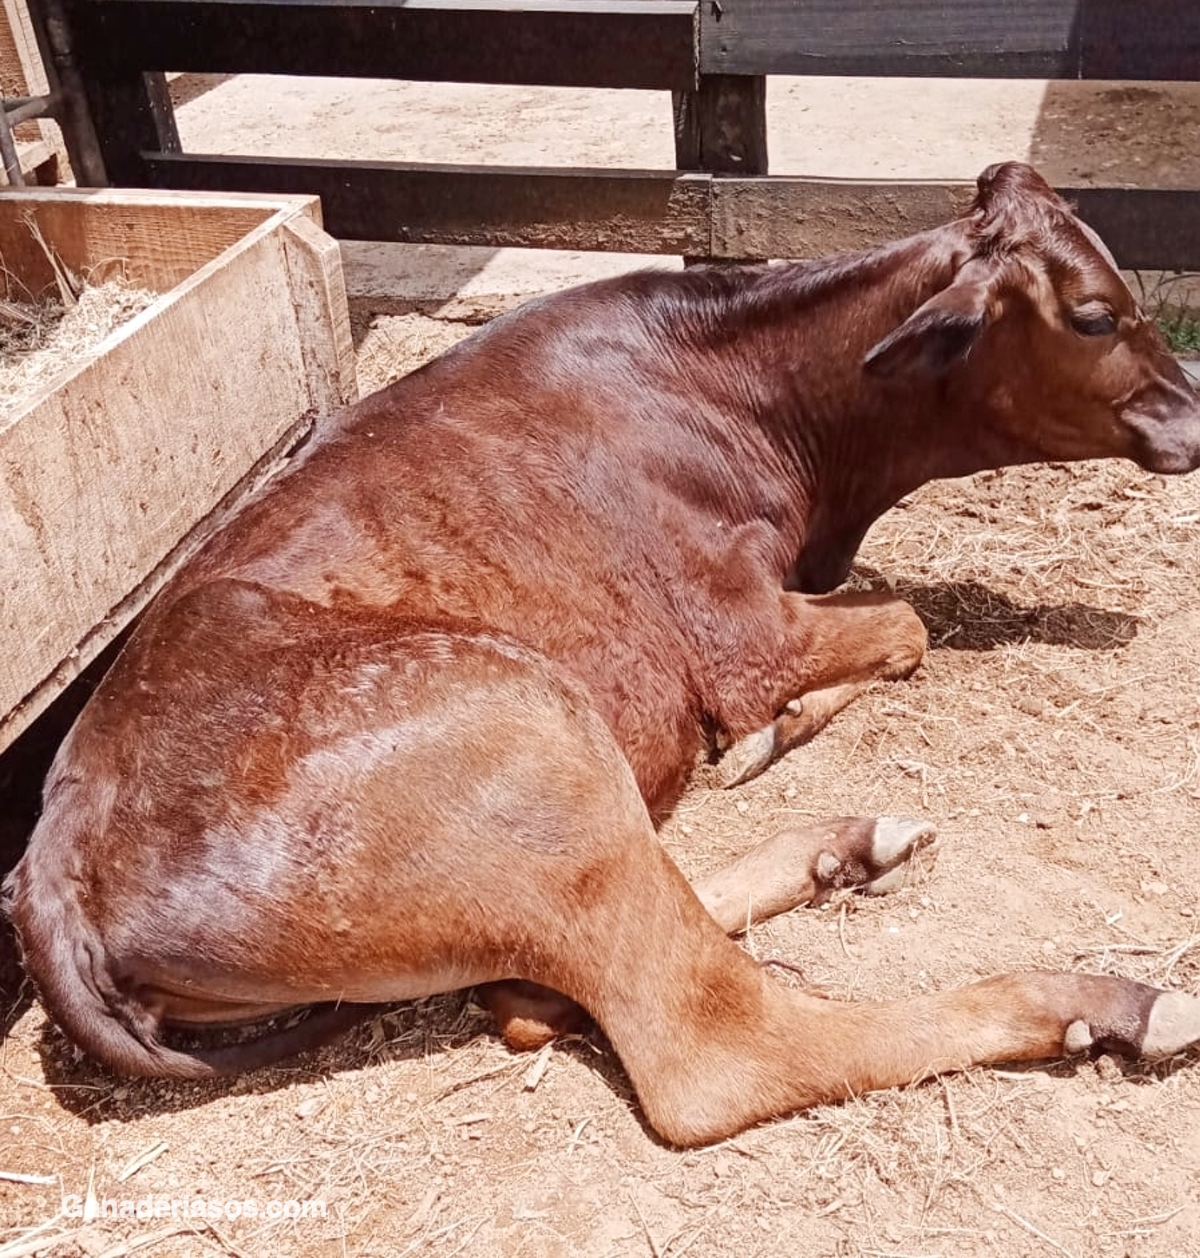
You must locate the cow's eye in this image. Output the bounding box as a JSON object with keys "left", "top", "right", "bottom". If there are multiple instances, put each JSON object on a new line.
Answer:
{"left": 1070, "top": 308, "right": 1117, "bottom": 337}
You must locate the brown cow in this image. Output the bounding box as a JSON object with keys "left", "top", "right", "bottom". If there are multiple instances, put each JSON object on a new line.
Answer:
{"left": 6, "top": 163, "right": 1200, "bottom": 1147}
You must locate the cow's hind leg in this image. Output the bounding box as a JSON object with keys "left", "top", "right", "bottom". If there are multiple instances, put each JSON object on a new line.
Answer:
{"left": 481, "top": 813, "right": 938, "bottom": 1049}
{"left": 339, "top": 652, "right": 1198, "bottom": 1142}
{"left": 528, "top": 799, "right": 1200, "bottom": 1146}
{"left": 415, "top": 712, "right": 1198, "bottom": 1142}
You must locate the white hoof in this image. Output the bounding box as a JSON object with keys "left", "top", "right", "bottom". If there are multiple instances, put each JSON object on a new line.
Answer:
{"left": 1143, "top": 990, "right": 1200, "bottom": 1059}
{"left": 862, "top": 817, "right": 940, "bottom": 895}
{"left": 871, "top": 816, "right": 939, "bottom": 866}
{"left": 720, "top": 725, "right": 777, "bottom": 788}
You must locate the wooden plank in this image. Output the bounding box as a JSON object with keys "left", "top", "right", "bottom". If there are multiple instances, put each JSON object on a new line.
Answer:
{"left": 1, "top": 0, "right": 47, "bottom": 96}
{"left": 699, "top": 0, "right": 1082, "bottom": 78}
{"left": 674, "top": 74, "right": 766, "bottom": 262}
{"left": 0, "top": 193, "right": 355, "bottom": 748}
{"left": 1079, "top": 0, "right": 1200, "bottom": 80}
{"left": 1, "top": 0, "right": 48, "bottom": 144}
{"left": 53, "top": 0, "right": 180, "bottom": 183}
{"left": 0, "top": 418, "right": 311, "bottom": 751}
{"left": 0, "top": 0, "right": 47, "bottom": 96}
{"left": 0, "top": 188, "right": 323, "bottom": 295}
{"left": 709, "top": 178, "right": 1200, "bottom": 271}
{"left": 0, "top": 0, "right": 26, "bottom": 98}
{"left": 711, "top": 177, "right": 968, "bottom": 258}
{"left": 701, "top": 0, "right": 1200, "bottom": 79}
{"left": 674, "top": 74, "right": 767, "bottom": 176}
{"left": 140, "top": 159, "right": 1200, "bottom": 269}
{"left": 278, "top": 213, "right": 359, "bottom": 410}
{"left": 75, "top": 65, "right": 180, "bottom": 186}
{"left": 1067, "top": 187, "right": 1200, "bottom": 273}
{"left": 144, "top": 154, "right": 715, "bottom": 254}
{"left": 22, "top": 0, "right": 109, "bottom": 186}
{"left": 74, "top": 0, "right": 699, "bottom": 91}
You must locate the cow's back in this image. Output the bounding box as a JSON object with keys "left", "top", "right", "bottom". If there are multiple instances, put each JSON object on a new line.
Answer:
{"left": 113, "top": 280, "right": 773, "bottom": 810}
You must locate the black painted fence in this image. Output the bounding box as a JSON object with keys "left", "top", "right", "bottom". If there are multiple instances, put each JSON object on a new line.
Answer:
{"left": 24, "top": 0, "right": 1200, "bottom": 266}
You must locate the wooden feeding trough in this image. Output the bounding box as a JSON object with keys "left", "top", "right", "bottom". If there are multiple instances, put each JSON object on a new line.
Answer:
{"left": 0, "top": 187, "right": 356, "bottom": 753}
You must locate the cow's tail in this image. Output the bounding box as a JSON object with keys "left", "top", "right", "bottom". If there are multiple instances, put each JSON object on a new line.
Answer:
{"left": 3, "top": 849, "right": 377, "bottom": 1080}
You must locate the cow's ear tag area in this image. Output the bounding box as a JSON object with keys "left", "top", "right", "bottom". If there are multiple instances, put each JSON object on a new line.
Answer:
{"left": 864, "top": 279, "right": 992, "bottom": 379}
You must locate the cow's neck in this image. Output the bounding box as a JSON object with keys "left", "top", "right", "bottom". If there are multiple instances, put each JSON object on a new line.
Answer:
{"left": 703, "top": 224, "right": 1032, "bottom": 593}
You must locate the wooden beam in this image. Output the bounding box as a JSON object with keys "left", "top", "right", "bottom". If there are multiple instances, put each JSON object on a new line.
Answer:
{"left": 143, "top": 154, "right": 714, "bottom": 254}
{"left": 709, "top": 177, "right": 968, "bottom": 259}
{"left": 1078, "top": 0, "right": 1200, "bottom": 80}
{"left": 709, "top": 178, "right": 1200, "bottom": 272}
{"left": 23, "top": 0, "right": 109, "bottom": 185}
{"left": 53, "top": 0, "right": 181, "bottom": 185}
{"left": 75, "top": 66, "right": 180, "bottom": 184}
{"left": 673, "top": 75, "right": 767, "bottom": 176}
{"left": 700, "top": 0, "right": 1081, "bottom": 78}
{"left": 1, "top": 0, "right": 49, "bottom": 139}
{"left": 74, "top": 0, "right": 699, "bottom": 91}
{"left": 1068, "top": 186, "right": 1200, "bottom": 273}
{"left": 139, "top": 156, "right": 1200, "bottom": 271}
{"left": 699, "top": 0, "right": 1200, "bottom": 80}
{"left": 674, "top": 74, "right": 766, "bottom": 263}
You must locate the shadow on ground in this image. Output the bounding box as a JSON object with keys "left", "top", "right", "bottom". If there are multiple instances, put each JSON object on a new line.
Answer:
{"left": 33, "top": 989, "right": 646, "bottom": 1137}
{"left": 854, "top": 569, "right": 1140, "bottom": 653}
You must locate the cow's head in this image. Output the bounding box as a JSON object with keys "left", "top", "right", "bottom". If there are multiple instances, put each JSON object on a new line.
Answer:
{"left": 864, "top": 162, "right": 1200, "bottom": 475}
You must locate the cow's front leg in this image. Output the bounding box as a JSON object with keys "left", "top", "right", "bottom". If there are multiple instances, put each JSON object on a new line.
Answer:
{"left": 718, "top": 590, "right": 927, "bottom": 786}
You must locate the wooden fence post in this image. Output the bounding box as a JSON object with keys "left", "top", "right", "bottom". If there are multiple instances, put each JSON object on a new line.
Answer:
{"left": 673, "top": 73, "right": 767, "bottom": 262}
{"left": 26, "top": 0, "right": 179, "bottom": 186}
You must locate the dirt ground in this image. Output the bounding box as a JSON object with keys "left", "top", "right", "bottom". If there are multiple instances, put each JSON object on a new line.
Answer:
{"left": 3, "top": 76, "right": 1200, "bottom": 1258}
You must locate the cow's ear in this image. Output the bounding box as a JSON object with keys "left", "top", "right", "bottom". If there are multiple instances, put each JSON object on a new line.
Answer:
{"left": 864, "top": 279, "right": 993, "bottom": 379}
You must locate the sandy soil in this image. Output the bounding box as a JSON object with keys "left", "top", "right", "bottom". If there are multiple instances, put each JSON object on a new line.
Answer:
{"left": 3, "top": 76, "right": 1200, "bottom": 1258}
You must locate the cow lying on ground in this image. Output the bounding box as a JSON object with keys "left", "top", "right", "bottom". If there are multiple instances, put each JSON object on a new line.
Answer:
{"left": 6, "top": 162, "right": 1200, "bottom": 1147}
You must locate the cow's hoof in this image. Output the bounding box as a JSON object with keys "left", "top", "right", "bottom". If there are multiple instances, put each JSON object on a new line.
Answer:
{"left": 719, "top": 724, "right": 777, "bottom": 788}
{"left": 477, "top": 980, "right": 590, "bottom": 1051}
{"left": 1062, "top": 988, "right": 1200, "bottom": 1060}
{"left": 816, "top": 816, "right": 940, "bottom": 897}
{"left": 1143, "top": 990, "right": 1200, "bottom": 1058}
{"left": 863, "top": 816, "right": 940, "bottom": 894}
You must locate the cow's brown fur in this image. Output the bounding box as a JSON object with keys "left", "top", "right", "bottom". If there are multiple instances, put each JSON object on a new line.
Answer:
{"left": 6, "top": 163, "right": 1200, "bottom": 1146}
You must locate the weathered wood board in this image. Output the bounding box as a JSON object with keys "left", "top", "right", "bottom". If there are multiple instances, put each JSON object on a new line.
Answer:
{"left": 0, "top": 188, "right": 357, "bottom": 752}
{"left": 697, "top": 0, "right": 1200, "bottom": 80}
{"left": 0, "top": 0, "right": 47, "bottom": 121}
{"left": 140, "top": 157, "right": 1200, "bottom": 271}
{"left": 70, "top": 0, "right": 700, "bottom": 91}
{"left": 147, "top": 154, "right": 716, "bottom": 255}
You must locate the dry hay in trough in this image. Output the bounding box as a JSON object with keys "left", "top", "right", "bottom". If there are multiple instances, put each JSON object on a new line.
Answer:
{"left": 0, "top": 282, "right": 156, "bottom": 425}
